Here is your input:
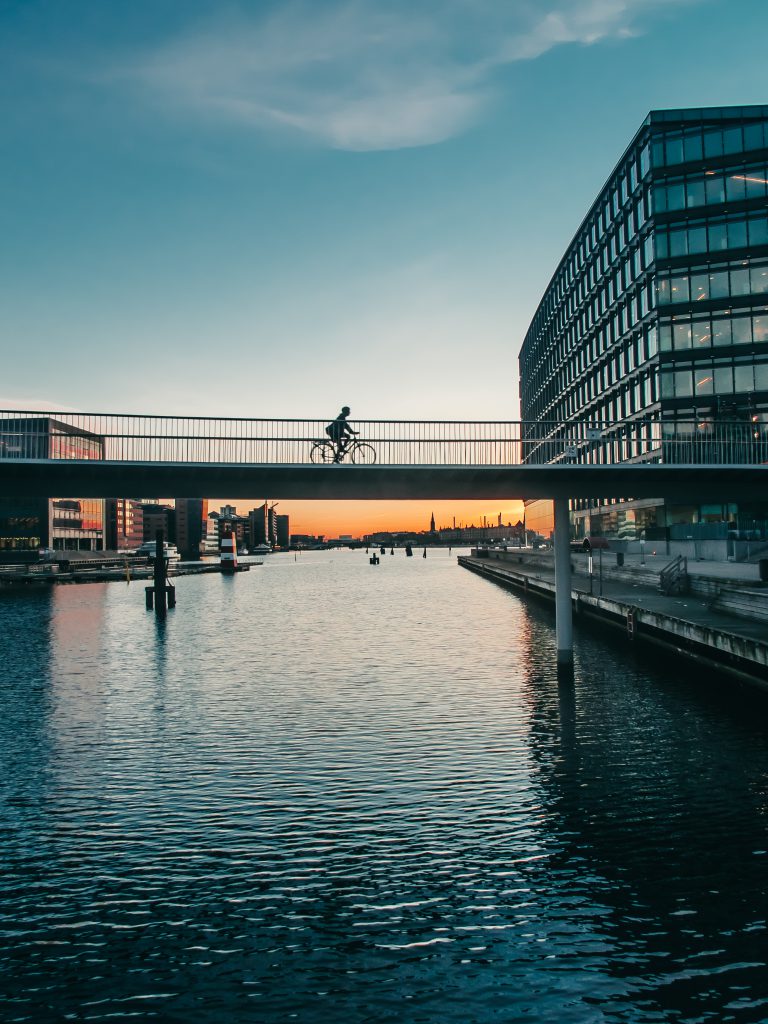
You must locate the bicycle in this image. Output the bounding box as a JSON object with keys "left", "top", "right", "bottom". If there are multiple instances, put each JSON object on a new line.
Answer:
{"left": 309, "top": 437, "right": 377, "bottom": 464}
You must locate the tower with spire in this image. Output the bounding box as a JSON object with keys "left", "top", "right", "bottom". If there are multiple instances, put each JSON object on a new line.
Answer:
{"left": 429, "top": 512, "right": 436, "bottom": 533}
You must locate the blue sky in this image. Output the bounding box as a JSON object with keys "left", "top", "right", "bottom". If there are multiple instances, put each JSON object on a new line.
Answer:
{"left": 2, "top": 0, "right": 768, "bottom": 423}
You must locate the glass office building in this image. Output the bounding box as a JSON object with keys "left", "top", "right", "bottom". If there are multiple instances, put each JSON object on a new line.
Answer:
{"left": 0, "top": 417, "right": 105, "bottom": 559}
{"left": 519, "top": 105, "right": 768, "bottom": 539}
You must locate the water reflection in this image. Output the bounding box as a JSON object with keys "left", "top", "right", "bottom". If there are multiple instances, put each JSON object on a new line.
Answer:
{"left": 0, "top": 553, "right": 766, "bottom": 1023}
{"left": 520, "top": 606, "right": 768, "bottom": 1021}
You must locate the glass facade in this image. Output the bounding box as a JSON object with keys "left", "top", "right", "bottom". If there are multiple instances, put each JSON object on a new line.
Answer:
{"left": 518, "top": 105, "right": 768, "bottom": 536}
{"left": 0, "top": 418, "right": 105, "bottom": 559}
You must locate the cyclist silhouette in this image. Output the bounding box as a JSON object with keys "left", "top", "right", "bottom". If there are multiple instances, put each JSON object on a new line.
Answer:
{"left": 325, "top": 406, "right": 359, "bottom": 462}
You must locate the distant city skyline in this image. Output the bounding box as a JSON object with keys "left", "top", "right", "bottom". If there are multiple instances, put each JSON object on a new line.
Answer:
{"left": 3, "top": 0, "right": 768, "bottom": 532}
{"left": 213, "top": 499, "right": 525, "bottom": 539}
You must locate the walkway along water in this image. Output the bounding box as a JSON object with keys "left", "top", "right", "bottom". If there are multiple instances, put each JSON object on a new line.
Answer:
{"left": 459, "top": 549, "right": 768, "bottom": 691}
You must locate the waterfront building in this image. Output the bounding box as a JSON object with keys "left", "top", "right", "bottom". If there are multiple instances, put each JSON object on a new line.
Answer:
{"left": 0, "top": 417, "right": 105, "bottom": 560}
{"left": 105, "top": 499, "right": 144, "bottom": 551}
{"left": 249, "top": 503, "right": 279, "bottom": 549}
{"left": 276, "top": 514, "right": 290, "bottom": 549}
{"left": 209, "top": 506, "right": 248, "bottom": 550}
{"left": 519, "top": 105, "right": 768, "bottom": 540}
{"left": 140, "top": 503, "right": 175, "bottom": 544}
{"left": 175, "top": 499, "right": 208, "bottom": 559}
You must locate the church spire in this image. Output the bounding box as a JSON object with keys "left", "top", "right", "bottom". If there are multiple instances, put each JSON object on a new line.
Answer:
{"left": 430, "top": 512, "right": 436, "bottom": 533}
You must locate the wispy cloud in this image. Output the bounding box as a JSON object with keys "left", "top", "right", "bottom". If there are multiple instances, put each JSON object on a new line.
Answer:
{"left": 0, "top": 397, "right": 80, "bottom": 412}
{"left": 110, "top": 0, "right": 696, "bottom": 151}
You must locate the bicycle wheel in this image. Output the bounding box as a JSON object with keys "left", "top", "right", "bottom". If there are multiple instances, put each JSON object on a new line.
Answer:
{"left": 350, "top": 442, "right": 376, "bottom": 465}
{"left": 310, "top": 441, "right": 337, "bottom": 464}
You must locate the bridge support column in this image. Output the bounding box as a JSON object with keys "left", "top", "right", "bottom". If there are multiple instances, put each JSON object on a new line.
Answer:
{"left": 553, "top": 498, "right": 573, "bottom": 667}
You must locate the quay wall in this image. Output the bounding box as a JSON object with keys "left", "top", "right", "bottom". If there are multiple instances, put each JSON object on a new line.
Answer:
{"left": 458, "top": 555, "right": 768, "bottom": 692}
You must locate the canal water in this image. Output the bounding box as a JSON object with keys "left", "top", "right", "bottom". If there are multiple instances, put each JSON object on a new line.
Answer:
{"left": 1, "top": 549, "right": 767, "bottom": 1023}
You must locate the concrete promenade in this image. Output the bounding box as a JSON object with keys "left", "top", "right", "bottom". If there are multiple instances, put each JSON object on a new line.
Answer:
{"left": 459, "top": 549, "right": 768, "bottom": 690}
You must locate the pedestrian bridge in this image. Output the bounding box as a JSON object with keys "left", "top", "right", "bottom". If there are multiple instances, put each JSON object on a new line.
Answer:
{"left": 0, "top": 410, "right": 765, "bottom": 501}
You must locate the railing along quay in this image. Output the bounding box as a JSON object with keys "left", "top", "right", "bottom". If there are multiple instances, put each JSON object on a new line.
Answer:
{"left": 0, "top": 411, "right": 767, "bottom": 466}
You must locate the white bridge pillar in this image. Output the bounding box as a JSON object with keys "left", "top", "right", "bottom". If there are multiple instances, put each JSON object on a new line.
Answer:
{"left": 553, "top": 497, "right": 573, "bottom": 666}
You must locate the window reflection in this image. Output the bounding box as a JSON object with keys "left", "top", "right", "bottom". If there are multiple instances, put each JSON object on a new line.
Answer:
{"left": 735, "top": 364, "right": 755, "bottom": 391}
{"left": 705, "top": 174, "right": 725, "bottom": 203}
{"left": 731, "top": 268, "right": 750, "bottom": 296}
{"left": 732, "top": 316, "right": 752, "bottom": 344}
{"left": 695, "top": 370, "right": 714, "bottom": 394}
{"left": 714, "top": 366, "right": 734, "bottom": 392}
{"left": 692, "top": 323, "right": 711, "bottom": 347}
{"left": 674, "top": 369, "right": 693, "bottom": 396}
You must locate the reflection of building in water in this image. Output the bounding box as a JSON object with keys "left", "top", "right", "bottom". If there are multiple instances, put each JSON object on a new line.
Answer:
{"left": 0, "top": 417, "right": 105, "bottom": 560}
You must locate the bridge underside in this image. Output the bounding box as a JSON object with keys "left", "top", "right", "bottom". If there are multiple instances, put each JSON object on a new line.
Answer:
{"left": 1, "top": 461, "right": 766, "bottom": 501}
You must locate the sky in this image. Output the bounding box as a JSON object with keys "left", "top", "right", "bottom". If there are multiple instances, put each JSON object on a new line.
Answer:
{"left": 2, "top": 0, "right": 767, "bottom": 534}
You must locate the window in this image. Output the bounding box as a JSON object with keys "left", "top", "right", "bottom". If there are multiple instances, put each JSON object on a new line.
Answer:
{"left": 683, "top": 131, "right": 703, "bottom": 162}
{"left": 730, "top": 268, "right": 750, "bottom": 296}
{"left": 749, "top": 216, "right": 768, "bottom": 246}
{"left": 686, "top": 179, "right": 706, "bottom": 208}
{"left": 712, "top": 318, "right": 732, "bottom": 345}
{"left": 674, "top": 321, "right": 692, "bottom": 349}
{"left": 743, "top": 169, "right": 767, "bottom": 199}
{"left": 727, "top": 219, "right": 748, "bottom": 249}
{"left": 704, "top": 130, "right": 723, "bottom": 158}
{"left": 691, "top": 273, "right": 709, "bottom": 302}
{"left": 666, "top": 135, "right": 684, "bottom": 165}
{"left": 752, "top": 266, "right": 768, "bottom": 293}
{"left": 708, "top": 222, "right": 728, "bottom": 251}
{"left": 669, "top": 229, "right": 688, "bottom": 257}
{"left": 745, "top": 123, "right": 766, "bottom": 150}
{"left": 674, "top": 369, "right": 693, "bottom": 396}
{"left": 754, "top": 315, "right": 768, "bottom": 342}
{"left": 670, "top": 274, "right": 690, "bottom": 302}
{"left": 705, "top": 174, "right": 725, "bottom": 204}
{"left": 660, "top": 370, "right": 675, "bottom": 397}
{"left": 723, "top": 126, "right": 743, "bottom": 154}
{"left": 647, "top": 325, "right": 658, "bottom": 357}
{"left": 756, "top": 362, "right": 768, "bottom": 389}
{"left": 735, "top": 364, "right": 755, "bottom": 392}
{"left": 714, "top": 365, "right": 734, "bottom": 392}
{"left": 641, "top": 144, "right": 651, "bottom": 177}
{"left": 692, "top": 321, "right": 711, "bottom": 347}
{"left": 688, "top": 225, "right": 707, "bottom": 254}
{"left": 694, "top": 368, "right": 714, "bottom": 394}
{"left": 667, "top": 182, "right": 685, "bottom": 210}
{"left": 710, "top": 271, "right": 729, "bottom": 299}
{"left": 732, "top": 316, "right": 752, "bottom": 344}
{"left": 726, "top": 174, "right": 746, "bottom": 202}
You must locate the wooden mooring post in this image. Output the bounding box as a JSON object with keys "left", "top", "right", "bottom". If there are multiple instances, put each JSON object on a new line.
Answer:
{"left": 145, "top": 529, "right": 176, "bottom": 615}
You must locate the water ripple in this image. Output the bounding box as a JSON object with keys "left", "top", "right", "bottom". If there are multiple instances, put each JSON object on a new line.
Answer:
{"left": 1, "top": 550, "right": 767, "bottom": 1022}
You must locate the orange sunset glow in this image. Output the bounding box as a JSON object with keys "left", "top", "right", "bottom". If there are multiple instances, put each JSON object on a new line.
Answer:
{"left": 213, "top": 499, "right": 526, "bottom": 537}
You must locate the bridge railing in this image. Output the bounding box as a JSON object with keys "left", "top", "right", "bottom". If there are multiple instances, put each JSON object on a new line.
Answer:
{"left": 0, "top": 412, "right": 765, "bottom": 465}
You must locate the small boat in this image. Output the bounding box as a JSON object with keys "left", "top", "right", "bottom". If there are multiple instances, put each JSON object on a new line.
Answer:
{"left": 249, "top": 543, "right": 272, "bottom": 555}
{"left": 134, "top": 541, "right": 181, "bottom": 562}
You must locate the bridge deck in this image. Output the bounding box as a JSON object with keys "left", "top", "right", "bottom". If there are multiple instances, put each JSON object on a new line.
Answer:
{"left": 1, "top": 459, "right": 765, "bottom": 501}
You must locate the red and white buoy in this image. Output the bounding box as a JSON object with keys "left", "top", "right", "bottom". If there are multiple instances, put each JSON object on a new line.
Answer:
{"left": 220, "top": 529, "right": 238, "bottom": 574}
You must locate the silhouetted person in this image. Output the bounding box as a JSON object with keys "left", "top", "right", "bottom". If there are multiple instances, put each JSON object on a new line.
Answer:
{"left": 326, "top": 406, "right": 358, "bottom": 462}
